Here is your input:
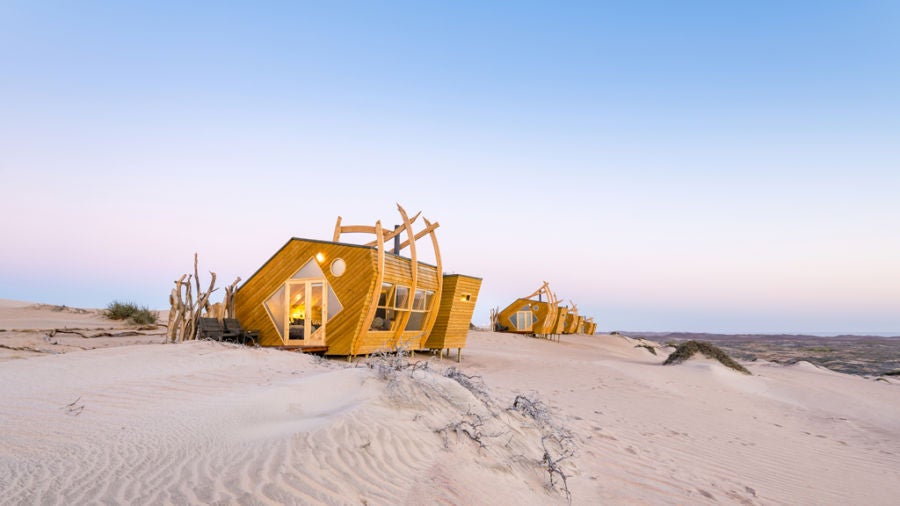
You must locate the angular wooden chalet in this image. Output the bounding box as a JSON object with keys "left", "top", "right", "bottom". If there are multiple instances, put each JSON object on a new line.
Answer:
{"left": 234, "top": 205, "right": 481, "bottom": 358}
{"left": 495, "top": 282, "right": 561, "bottom": 337}
{"left": 583, "top": 317, "right": 597, "bottom": 335}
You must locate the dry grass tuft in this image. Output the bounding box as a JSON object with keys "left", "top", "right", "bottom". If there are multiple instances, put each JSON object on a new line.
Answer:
{"left": 663, "top": 340, "right": 751, "bottom": 374}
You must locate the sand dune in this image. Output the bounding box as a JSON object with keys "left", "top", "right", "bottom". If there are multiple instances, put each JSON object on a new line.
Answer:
{"left": 1, "top": 304, "right": 899, "bottom": 504}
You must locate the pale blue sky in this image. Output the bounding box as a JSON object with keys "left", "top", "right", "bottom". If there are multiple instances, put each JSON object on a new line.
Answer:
{"left": 1, "top": 1, "right": 898, "bottom": 333}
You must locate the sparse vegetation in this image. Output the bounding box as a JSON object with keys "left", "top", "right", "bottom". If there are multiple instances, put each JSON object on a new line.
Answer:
{"left": 105, "top": 300, "right": 158, "bottom": 325}
{"left": 635, "top": 344, "right": 657, "bottom": 355}
{"left": 663, "top": 340, "right": 751, "bottom": 374}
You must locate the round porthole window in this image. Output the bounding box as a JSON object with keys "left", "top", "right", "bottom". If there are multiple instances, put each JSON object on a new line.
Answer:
{"left": 330, "top": 258, "right": 347, "bottom": 277}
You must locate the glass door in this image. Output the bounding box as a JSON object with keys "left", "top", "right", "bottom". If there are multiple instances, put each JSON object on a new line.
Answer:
{"left": 286, "top": 280, "right": 326, "bottom": 345}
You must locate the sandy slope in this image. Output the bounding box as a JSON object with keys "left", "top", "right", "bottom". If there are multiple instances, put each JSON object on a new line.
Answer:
{"left": 0, "top": 300, "right": 165, "bottom": 360}
{"left": 2, "top": 305, "right": 899, "bottom": 505}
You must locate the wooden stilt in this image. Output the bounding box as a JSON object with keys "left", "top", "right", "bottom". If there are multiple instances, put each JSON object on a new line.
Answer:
{"left": 457, "top": 348, "right": 461, "bottom": 362}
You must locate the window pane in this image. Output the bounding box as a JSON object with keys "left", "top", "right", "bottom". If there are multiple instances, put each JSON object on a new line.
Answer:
{"left": 370, "top": 307, "right": 395, "bottom": 331}
{"left": 378, "top": 283, "right": 393, "bottom": 307}
{"left": 394, "top": 285, "right": 410, "bottom": 309}
{"left": 264, "top": 286, "right": 286, "bottom": 338}
{"left": 288, "top": 283, "right": 306, "bottom": 340}
{"left": 406, "top": 311, "right": 426, "bottom": 331}
{"left": 424, "top": 290, "right": 434, "bottom": 310}
{"left": 327, "top": 284, "right": 342, "bottom": 319}
{"left": 309, "top": 282, "right": 323, "bottom": 334}
{"left": 412, "top": 289, "right": 426, "bottom": 310}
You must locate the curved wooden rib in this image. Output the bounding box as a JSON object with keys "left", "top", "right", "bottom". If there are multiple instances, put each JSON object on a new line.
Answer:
{"left": 354, "top": 220, "right": 385, "bottom": 357}
{"left": 392, "top": 204, "right": 417, "bottom": 348}
{"left": 418, "top": 216, "right": 442, "bottom": 349}
{"left": 397, "top": 222, "right": 440, "bottom": 251}
{"left": 362, "top": 211, "right": 423, "bottom": 248}
{"left": 332, "top": 216, "right": 343, "bottom": 242}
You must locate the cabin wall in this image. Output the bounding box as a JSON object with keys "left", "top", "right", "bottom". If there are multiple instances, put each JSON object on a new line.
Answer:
{"left": 553, "top": 308, "right": 569, "bottom": 334}
{"left": 353, "top": 255, "right": 441, "bottom": 355}
{"left": 563, "top": 313, "right": 578, "bottom": 334}
{"left": 424, "top": 275, "right": 482, "bottom": 350}
{"left": 532, "top": 301, "right": 554, "bottom": 335}
{"left": 234, "top": 240, "right": 377, "bottom": 350}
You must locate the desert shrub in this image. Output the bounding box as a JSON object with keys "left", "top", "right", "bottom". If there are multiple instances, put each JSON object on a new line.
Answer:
{"left": 105, "top": 301, "right": 139, "bottom": 320}
{"left": 663, "top": 340, "right": 750, "bottom": 374}
{"left": 104, "top": 300, "right": 158, "bottom": 324}
{"left": 130, "top": 307, "right": 158, "bottom": 324}
{"left": 635, "top": 344, "right": 657, "bottom": 355}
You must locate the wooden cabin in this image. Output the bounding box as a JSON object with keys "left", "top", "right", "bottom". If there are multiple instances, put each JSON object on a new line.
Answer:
{"left": 552, "top": 305, "right": 569, "bottom": 335}
{"left": 496, "top": 282, "right": 560, "bottom": 337}
{"left": 562, "top": 304, "right": 580, "bottom": 334}
{"left": 423, "top": 274, "right": 482, "bottom": 358}
{"left": 234, "top": 206, "right": 481, "bottom": 357}
{"left": 583, "top": 317, "right": 597, "bottom": 335}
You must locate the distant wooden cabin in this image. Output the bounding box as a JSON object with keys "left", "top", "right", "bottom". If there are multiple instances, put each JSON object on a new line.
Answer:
{"left": 563, "top": 305, "right": 579, "bottom": 334}
{"left": 234, "top": 206, "right": 481, "bottom": 358}
{"left": 583, "top": 317, "right": 597, "bottom": 335}
{"left": 496, "top": 282, "right": 560, "bottom": 337}
{"left": 552, "top": 306, "right": 569, "bottom": 335}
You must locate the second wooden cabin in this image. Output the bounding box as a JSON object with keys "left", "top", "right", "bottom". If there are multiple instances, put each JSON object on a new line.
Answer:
{"left": 495, "top": 282, "right": 561, "bottom": 337}
{"left": 234, "top": 205, "right": 481, "bottom": 358}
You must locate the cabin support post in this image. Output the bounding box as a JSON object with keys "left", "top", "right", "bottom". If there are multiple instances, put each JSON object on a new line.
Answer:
{"left": 457, "top": 348, "right": 461, "bottom": 363}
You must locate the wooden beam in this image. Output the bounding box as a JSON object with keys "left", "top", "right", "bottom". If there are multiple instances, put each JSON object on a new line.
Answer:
{"left": 354, "top": 220, "right": 385, "bottom": 357}
{"left": 418, "top": 216, "right": 442, "bottom": 349}
{"left": 339, "top": 225, "right": 379, "bottom": 235}
{"left": 397, "top": 222, "right": 440, "bottom": 251}
{"left": 392, "top": 205, "right": 417, "bottom": 348}
{"left": 332, "top": 216, "right": 343, "bottom": 242}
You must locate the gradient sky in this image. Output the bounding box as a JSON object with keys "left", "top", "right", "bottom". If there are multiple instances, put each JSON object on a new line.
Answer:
{"left": 2, "top": 1, "right": 899, "bottom": 333}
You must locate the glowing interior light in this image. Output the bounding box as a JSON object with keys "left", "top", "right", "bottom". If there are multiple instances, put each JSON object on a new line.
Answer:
{"left": 315, "top": 252, "right": 325, "bottom": 263}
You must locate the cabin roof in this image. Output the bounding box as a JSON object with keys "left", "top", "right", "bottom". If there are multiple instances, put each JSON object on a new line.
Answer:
{"left": 238, "top": 236, "right": 448, "bottom": 292}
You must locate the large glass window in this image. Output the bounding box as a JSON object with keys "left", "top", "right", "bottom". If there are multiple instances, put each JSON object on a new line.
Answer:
{"left": 394, "top": 285, "right": 410, "bottom": 309}
{"left": 405, "top": 289, "right": 434, "bottom": 331}
{"left": 264, "top": 256, "right": 343, "bottom": 342}
{"left": 510, "top": 305, "right": 534, "bottom": 331}
{"left": 265, "top": 286, "right": 286, "bottom": 337}
{"left": 370, "top": 283, "right": 396, "bottom": 331}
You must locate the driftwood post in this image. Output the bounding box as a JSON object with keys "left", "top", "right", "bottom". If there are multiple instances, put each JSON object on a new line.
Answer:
{"left": 167, "top": 274, "right": 189, "bottom": 343}
{"left": 167, "top": 253, "right": 227, "bottom": 342}
{"left": 224, "top": 277, "right": 241, "bottom": 319}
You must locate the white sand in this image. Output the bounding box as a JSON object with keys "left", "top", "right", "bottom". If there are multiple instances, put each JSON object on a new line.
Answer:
{"left": 2, "top": 304, "right": 899, "bottom": 505}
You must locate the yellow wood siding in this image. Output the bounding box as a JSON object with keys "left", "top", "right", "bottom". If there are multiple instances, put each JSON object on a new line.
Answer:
{"left": 563, "top": 313, "right": 578, "bottom": 334}
{"left": 553, "top": 307, "right": 569, "bottom": 334}
{"left": 424, "top": 274, "right": 482, "bottom": 350}
{"left": 233, "top": 239, "right": 377, "bottom": 352}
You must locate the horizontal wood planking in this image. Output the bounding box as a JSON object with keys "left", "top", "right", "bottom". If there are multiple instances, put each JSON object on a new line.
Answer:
{"left": 563, "top": 312, "right": 579, "bottom": 334}
{"left": 354, "top": 256, "right": 441, "bottom": 354}
{"left": 424, "top": 274, "right": 482, "bottom": 350}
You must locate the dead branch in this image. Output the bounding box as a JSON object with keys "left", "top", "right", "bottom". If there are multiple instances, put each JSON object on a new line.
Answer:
{"left": 435, "top": 409, "right": 503, "bottom": 450}
{"left": 224, "top": 276, "right": 241, "bottom": 318}
{"left": 0, "top": 343, "right": 55, "bottom": 354}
